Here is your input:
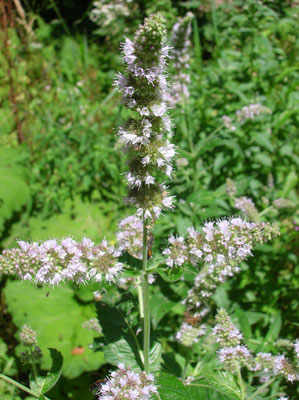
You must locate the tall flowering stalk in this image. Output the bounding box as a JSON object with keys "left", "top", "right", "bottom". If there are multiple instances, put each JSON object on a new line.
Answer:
{"left": 115, "top": 14, "right": 174, "bottom": 374}
{"left": 168, "top": 12, "right": 193, "bottom": 107}
{"left": 115, "top": 14, "right": 174, "bottom": 221}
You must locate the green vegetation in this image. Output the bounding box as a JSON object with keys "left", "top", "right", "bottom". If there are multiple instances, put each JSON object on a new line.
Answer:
{"left": 0, "top": 1, "right": 298, "bottom": 399}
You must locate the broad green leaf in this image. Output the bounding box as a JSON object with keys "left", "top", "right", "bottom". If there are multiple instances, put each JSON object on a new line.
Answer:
{"left": 4, "top": 281, "right": 104, "bottom": 378}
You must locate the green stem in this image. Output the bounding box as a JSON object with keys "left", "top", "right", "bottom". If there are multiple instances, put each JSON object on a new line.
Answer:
{"left": 141, "top": 214, "right": 150, "bottom": 373}
{"left": 182, "top": 352, "right": 190, "bottom": 381}
{"left": 196, "top": 123, "right": 224, "bottom": 155}
{"left": 49, "top": 0, "right": 71, "bottom": 37}
{"left": 0, "top": 373, "right": 50, "bottom": 400}
{"left": 235, "top": 364, "right": 246, "bottom": 400}
{"left": 247, "top": 378, "right": 275, "bottom": 400}
{"left": 189, "top": 383, "right": 238, "bottom": 396}
{"left": 211, "top": 0, "right": 219, "bottom": 51}
{"left": 259, "top": 205, "right": 274, "bottom": 217}
{"left": 30, "top": 346, "right": 38, "bottom": 382}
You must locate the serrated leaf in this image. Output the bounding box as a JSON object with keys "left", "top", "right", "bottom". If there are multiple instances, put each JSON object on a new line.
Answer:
{"left": 202, "top": 372, "right": 241, "bottom": 399}
{"left": 153, "top": 372, "right": 193, "bottom": 400}
{"left": 30, "top": 348, "right": 63, "bottom": 394}
{"left": 96, "top": 301, "right": 143, "bottom": 370}
{"left": 157, "top": 266, "right": 184, "bottom": 282}
{"left": 149, "top": 342, "right": 162, "bottom": 373}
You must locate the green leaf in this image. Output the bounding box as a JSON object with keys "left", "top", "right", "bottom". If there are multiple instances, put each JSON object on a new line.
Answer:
{"left": 266, "top": 313, "right": 282, "bottom": 342}
{"left": 280, "top": 171, "right": 297, "bottom": 197}
{"left": 253, "top": 153, "right": 272, "bottom": 168}
{"left": 256, "top": 313, "right": 282, "bottom": 352}
{"left": 157, "top": 266, "right": 184, "bottom": 282}
{"left": 4, "top": 281, "right": 104, "bottom": 379}
{"left": 30, "top": 348, "right": 63, "bottom": 394}
{"left": 95, "top": 301, "right": 143, "bottom": 370}
{"left": 153, "top": 372, "right": 193, "bottom": 400}
{"left": 201, "top": 372, "right": 241, "bottom": 399}
{"left": 187, "top": 190, "right": 216, "bottom": 206}
{"left": 251, "top": 132, "right": 274, "bottom": 152}
{"left": 0, "top": 148, "right": 30, "bottom": 234}
{"left": 235, "top": 309, "right": 252, "bottom": 340}
{"left": 186, "top": 384, "right": 236, "bottom": 400}
{"left": 149, "top": 342, "right": 162, "bottom": 373}
{"left": 150, "top": 291, "right": 177, "bottom": 329}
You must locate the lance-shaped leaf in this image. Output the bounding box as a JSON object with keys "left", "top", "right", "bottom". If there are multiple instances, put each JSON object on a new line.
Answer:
{"left": 30, "top": 348, "right": 63, "bottom": 394}
{"left": 96, "top": 299, "right": 143, "bottom": 370}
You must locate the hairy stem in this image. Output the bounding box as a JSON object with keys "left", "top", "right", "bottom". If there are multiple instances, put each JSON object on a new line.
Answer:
{"left": 235, "top": 364, "right": 246, "bottom": 400}
{"left": 141, "top": 214, "right": 150, "bottom": 373}
{"left": 247, "top": 378, "right": 275, "bottom": 400}
{"left": 0, "top": 373, "right": 50, "bottom": 400}
{"left": 30, "top": 346, "right": 38, "bottom": 382}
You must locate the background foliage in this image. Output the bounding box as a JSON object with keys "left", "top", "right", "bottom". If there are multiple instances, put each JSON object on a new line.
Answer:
{"left": 0, "top": 0, "right": 298, "bottom": 399}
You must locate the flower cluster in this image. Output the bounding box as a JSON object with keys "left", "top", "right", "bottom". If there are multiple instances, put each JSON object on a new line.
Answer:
{"left": 222, "top": 116, "right": 236, "bottom": 131}
{"left": 116, "top": 215, "right": 143, "bottom": 259}
{"left": 19, "top": 325, "right": 37, "bottom": 347}
{"left": 176, "top": 322, "right": 206, "bottom": 347}
{"left": 225, "top": 178, "right": 237, "bottom": 197}
{"left": 218, "top": 346, "right": 253, "bottom": 369}
{"left": 164, "top": 217, "right": 279, "bottom": 272}
{"left": 0, "top": 238, "right": 123, "bottom": 285}
{"left": 222, "top": 104, "right": 271, "bottom": 131}
{"left": 236, "top": 104, "right": 270, "bottom": 123}
{"left": 273, "top": 198, "right": 295, "bottom": 209}
{"left": 82, "top": 319, "right": 102, "bottom": 334}
{"left": 213, "top": 310, "right": 299, "bottom": 382}
{"left": 213, "top": 309, "right": 253, "bottom": 369}
{"left": 213, "top": 309, "right": 243, "bottom": 347}
{"left": 234, "top": 196, "right": 259, "bottom": 220}
{"left": 96, "top": 363, "right": 157, "bottom": 400}
{"left": 90, "top": 0, "right": 130, "bottom": 27}
{"left": 115, "top": 14, "right": 175, "bottom": 220}
{"left": 166, "top": 218, "right": 279, "bottom": 344}
{"left": 167, "top": 12, "right": 193, "bottom": 107}
{"left": 294, "top": 339, "right": 299, "bottom": 363}
{"left": 162, "top": 235, "right": 188, "bottom": 267}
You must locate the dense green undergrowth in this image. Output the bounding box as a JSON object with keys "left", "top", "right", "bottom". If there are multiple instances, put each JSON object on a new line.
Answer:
{"left": 0, "top": 1, "right": 298, "bottom": 399}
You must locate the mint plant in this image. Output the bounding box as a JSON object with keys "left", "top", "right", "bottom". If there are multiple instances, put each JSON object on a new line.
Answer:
{"left": 0, "top": 12, "right": 298, "bottom": 400}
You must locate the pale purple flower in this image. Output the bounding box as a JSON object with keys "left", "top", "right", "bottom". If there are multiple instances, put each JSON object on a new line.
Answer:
{"left": 96, "top": 364, "right": 157, "bottom": 399}
{"left": 0, "top": 238, "right": 123, "bottom": 285}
